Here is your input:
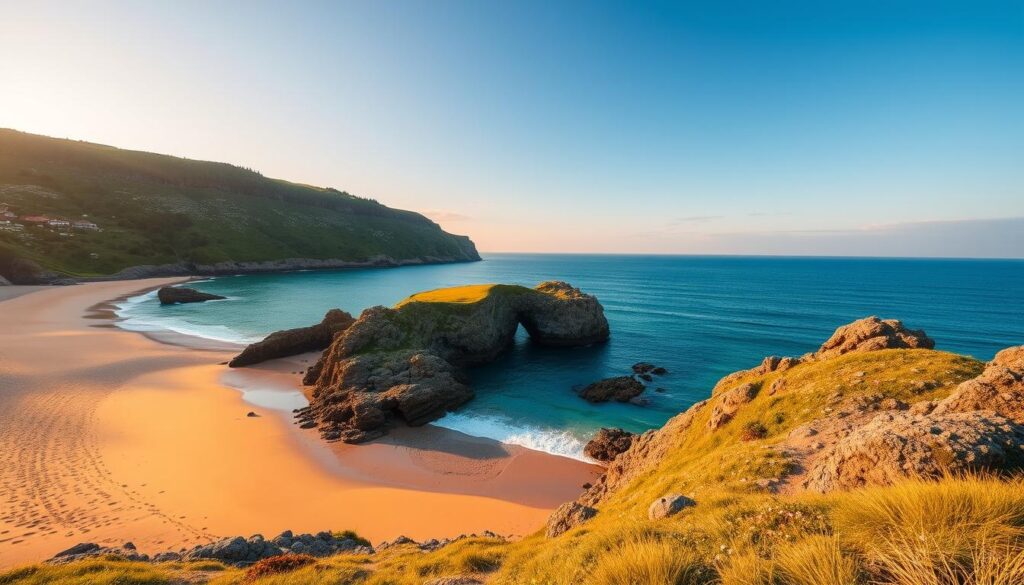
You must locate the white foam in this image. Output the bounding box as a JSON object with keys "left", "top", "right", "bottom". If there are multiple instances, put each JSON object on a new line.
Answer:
{"left": 434, "top": 412, "right": 591, "bottom": 462}
{"left": 112, "top": 291, "right": 263, "bottom": 345}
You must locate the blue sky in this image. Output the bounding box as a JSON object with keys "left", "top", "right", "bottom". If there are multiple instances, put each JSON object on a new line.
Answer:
{"left": 1, "top": 1, "right": 1021, "bottom": 256}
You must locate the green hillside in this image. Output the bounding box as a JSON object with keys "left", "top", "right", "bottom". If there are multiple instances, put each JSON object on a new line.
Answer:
{"left": 0, "top": 129, "right": 479, "bottom": 282}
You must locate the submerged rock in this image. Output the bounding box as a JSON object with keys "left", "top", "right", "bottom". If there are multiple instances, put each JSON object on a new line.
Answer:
{"left": 584, "top": 428, "right": 636, "bottom": 462}
{"left": 229, "top": 309, "right": 355, "bottom": 367}
{"left": 157, "top": 286, "right": 225, "bottom": 305}
{"left": 578, "top": 376, "right": 645, "bottom": 403}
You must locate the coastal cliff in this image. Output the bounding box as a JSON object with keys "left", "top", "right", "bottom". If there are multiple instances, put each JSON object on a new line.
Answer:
{"left": 0, "top": 129, "right": 480, "bottom": 284}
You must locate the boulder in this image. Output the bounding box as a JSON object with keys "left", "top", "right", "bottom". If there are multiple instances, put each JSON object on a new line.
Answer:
{"left": 814, "top": 316, "right": 934, "bottom": 359}
{"left": 0, "top": 275, "right": 10, "bottom": 286}
{"left": 584, "top": 428, "right": 636, "bottom": 462}
{"left": 300, "top": 350, "right": 473, "bottom": 443}
{"left": 648, "top": 494, "right": 696, "bottom": 520}
{"left": 801, "top": 411, "right": 1024, "bottom": 492}
{"left": 157, "top": 286, "right": 226, "bottom": 305}
{"left": 229, "top": 309, "right": 355, "bottom": 367}
{"left": 578, "top": 376, "right": 645, "bottom": 403}
{"left": 933, "top": 346, "right": 1024, "bottom": 424}
{"left": 546, "top": 501, "right": 597, "bottom": 537}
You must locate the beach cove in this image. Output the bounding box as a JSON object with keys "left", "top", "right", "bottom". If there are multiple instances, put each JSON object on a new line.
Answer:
{"left": 0, "top": 279, "right": 598, "bottom": 568}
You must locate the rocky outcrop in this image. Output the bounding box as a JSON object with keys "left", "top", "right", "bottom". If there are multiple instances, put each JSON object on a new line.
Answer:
{"left": 648, "top": 494, "right": 695, "bottom": 520}
{"left": 584, "top": 428, "right": 636, "bottom": 462}
{"left": 578, "top": 376, "right": 644, "bottom": 403}
{"left": 229, "top": 309, "right": 355, "bottom": 367}
{"left": 157, "top": 286, "right": 226, "bottom": 304}
{"left": 49, "top": 531, "right": 374, "bottom": 567}
{"left": 815, "top": 316, "right": 935, "bottom": 359}
{"left": 300, "top": 282, "right": 609, "bottom": 443}
{"left": 933, "top": 346, "right": 1024, "bottom": 424}
{"left": 712, "top": 317, "right": 934, "bottom": 393}
{"left": 546, "top": 502, "right": 597, "bottom": 537}
{"left": 298, "top": 350, "right": 473, "bottom": 443}
{"left": 706, "top": 382, "right": 759, "bottom": 430}
{"left": 0, "top": 275, "right": 10, "bottom": 286}
{"left": 801, "top": 411, "right": 1024, "bottom": 492}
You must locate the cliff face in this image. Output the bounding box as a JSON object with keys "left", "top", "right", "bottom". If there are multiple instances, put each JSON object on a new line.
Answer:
{"left": 297, "top": 282, "right": 609, "bottom": 443}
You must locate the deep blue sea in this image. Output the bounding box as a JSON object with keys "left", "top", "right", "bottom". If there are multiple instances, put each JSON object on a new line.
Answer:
{"left": 116, "top": 254, "right": 1024, "bottom": 459}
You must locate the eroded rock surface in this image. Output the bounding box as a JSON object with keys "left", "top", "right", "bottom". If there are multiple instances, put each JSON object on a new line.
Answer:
{"left": 801, "top": 411, "right": 1024, "bottom": 492}
{"left": 933, "top": 346, "right": 1024, "bottom": 424}
{"left": 229, "top": 309, "right": 355, "bottom": 367}
{"left": 546, "top": 502, "right": 597, "bottom": 537}
{"left": 815, "top": 316, "right": 934, "bottom": 359}
{"left": 584, "top": 428, "right": 636, "bottom": 462}
{"left": 157, "top": 286, "right": 226, "bottom": 304}
{"left": 301, "top": 281, "right": 609, "bottom": 443}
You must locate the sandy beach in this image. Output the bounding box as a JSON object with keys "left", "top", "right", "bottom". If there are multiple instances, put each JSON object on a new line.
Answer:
{"left": 0, "top": 280, "right": 599, "bottom": 568}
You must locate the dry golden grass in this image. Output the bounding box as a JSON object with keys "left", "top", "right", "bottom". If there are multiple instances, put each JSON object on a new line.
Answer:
{"left": 586, "top": 536, "right": 711, "bottom": 585}
{"left": 396, "top": 284, "right": 501, "bottom": 306}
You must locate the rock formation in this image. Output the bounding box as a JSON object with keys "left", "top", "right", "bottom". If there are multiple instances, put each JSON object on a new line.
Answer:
{"left": 933, "top": 345, "right": 1024, "bottom": 424}
{"left": 801, "top": 411, "right": 1024, "bottom": 492}
{"left": 648, "top": 494, "right": 695, "bottom": 520}
{"left": 814, "top": 315, "right": 935, "bottom": 359}
{"left": 584, "top": 428, "right": 636, "bottom": 462}
{"left": 229, "top": 309, "right": 355, "bottom": 367}
{"left": 157, "top": 286, "right": 226, "bottom": 304}
{"left": 300, "top": 282, "right": 609, "bottom": 443}
{"left": 578, "top": 376, "right": 645, "bottom": 403}
{"left": 551, "top": 317, "right": 1024, "bottom": 535}
{"left": 546, "top": 501, "right": 597, "bottom": 537}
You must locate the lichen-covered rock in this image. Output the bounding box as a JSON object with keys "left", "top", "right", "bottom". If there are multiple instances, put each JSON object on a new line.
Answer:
{"left": 546, "top": 501, "right": 597, "bottom": 537}
{"left": 301, "top": 282, "right": 608, "bottom": 442}
{"left": 801, "top": 411, "right": 1024, "bottom": 492}
{"left": 933, "top": 346, "right": 1024, "bottom": 424}
{"left": 814, "top": 316, "right": 934, "bottom": 359}
{"left": 584, "top": 428, "right": 636, "bottom": 462}
{"left": 578, "top": 376, "right": 645, "bottom": 403}
{"left": 707, "top": 382, "right": 759, "bottom": 430}
{"left": 229, "top": 309, "right": 354, "bottom": 367}
{"left": 648, "top": 494, "right": 695, "bottom": 520}
{"left": 157, "top": 286, "right": 226, "bottom": 304}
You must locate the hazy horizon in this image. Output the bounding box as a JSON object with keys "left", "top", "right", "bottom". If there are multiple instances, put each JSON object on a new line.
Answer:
{"left": 2, "top": 1, "right": 1021, "bottom": 257}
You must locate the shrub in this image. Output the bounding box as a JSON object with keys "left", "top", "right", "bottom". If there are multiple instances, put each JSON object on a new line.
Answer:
{"left": 243, "top": 555, "right": 316, "bottom": 582}
{"left": 740, "top": 422, "right": 768, "bottom": 441}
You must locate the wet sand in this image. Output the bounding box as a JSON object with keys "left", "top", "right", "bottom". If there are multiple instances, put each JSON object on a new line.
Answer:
{"left": 0, "top": 280, "right": 599, "bottom": 567}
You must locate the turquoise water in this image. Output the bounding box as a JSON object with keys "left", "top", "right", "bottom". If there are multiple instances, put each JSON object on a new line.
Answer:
{"left": 117, "top": 254, "right": 1024, "bottom": 459}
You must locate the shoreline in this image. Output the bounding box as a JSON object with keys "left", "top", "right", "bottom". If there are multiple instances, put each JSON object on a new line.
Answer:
{"left": 0, "top": 279, "right": 599, "bottom": 568}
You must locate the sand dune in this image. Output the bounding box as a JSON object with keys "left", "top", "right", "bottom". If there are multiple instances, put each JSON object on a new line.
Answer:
{"left": 0, "top": 280, "right": 598, "bottom": 567}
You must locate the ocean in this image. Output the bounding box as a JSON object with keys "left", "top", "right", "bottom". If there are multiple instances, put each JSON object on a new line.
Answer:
{"left": 115, "top": 254, "right": 1024, "bottom": 460}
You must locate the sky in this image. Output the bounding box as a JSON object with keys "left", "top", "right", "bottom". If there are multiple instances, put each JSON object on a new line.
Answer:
{"left": 1, "top": 1, "right": 1022, "bottom": 257}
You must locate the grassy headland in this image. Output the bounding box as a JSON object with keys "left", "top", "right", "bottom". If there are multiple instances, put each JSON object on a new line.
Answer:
{"left": 0, "top": 129, "right": 478, "bottom": 281}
